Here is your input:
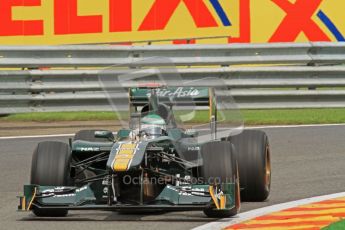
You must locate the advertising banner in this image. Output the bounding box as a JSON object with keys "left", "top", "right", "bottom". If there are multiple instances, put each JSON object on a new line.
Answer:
{"left": 0, "top": 0, "right": 343, "bottom": 45}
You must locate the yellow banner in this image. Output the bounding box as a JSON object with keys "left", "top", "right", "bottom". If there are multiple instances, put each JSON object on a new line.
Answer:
{"left": 0, "top": 0, "right": 343, "bottom": 45}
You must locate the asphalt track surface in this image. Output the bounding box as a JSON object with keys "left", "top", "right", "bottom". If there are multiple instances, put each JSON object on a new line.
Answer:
{"left": 0, "top": 125, "right": 344, "bottom": 230}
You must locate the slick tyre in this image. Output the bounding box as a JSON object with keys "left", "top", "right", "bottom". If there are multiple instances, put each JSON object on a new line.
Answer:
{"left": 30, "top": 141, "right": 72, "bottom": 217}
{"left": 229, "top": 130, "right": 271, "bottom": 202}
{"left": 74, "top": 129, "right": 113, "bottom": 142}
{"left": 201, "top": 141, "right": 240, "bottom": 218}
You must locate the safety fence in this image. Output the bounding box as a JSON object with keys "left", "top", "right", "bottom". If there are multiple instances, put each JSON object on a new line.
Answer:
{"left": 0, "top": 42, "right": 344, "bottom": 114}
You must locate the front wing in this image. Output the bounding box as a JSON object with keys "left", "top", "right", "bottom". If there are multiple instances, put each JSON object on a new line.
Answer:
{"left": 18, "top": 183, "right": 236, "bottom": 212}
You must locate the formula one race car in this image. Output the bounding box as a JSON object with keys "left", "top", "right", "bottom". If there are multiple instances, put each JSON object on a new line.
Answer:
{"left": 18, "top": 83, "right": 271, "bottom": 218}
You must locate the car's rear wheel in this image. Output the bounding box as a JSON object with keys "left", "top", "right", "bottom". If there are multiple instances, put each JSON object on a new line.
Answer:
{"left": 74, "top": 129, "right": 113, "bottom": 142}
{"left": 201, "top": 141, "right": 240, "bottom": 218}
{"left": 229, "top": 130, "right": 271, "bottom": 201}
{"left": 30, "top": 141, "right": 72, "bottom": 217}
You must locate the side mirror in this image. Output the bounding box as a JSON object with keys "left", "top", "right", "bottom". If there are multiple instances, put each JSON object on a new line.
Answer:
{"left": 94, "top": 131, "right": 114, "bottom": 141}
{"left": 117, "top": 129, "right": 131, "bottom": 139}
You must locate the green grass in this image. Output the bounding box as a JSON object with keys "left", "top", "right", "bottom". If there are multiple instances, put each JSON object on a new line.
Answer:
{"left": 242, "top": 108, "right": 345, "bottom": 125}
{"left": 323, "top": 219, "right": 345, "bottom": 230}
{"left": 1, "top": 108, "right": 345, "bottom": 125}
{"left": 0, "top": 112, "right": 119, "bottom": 122}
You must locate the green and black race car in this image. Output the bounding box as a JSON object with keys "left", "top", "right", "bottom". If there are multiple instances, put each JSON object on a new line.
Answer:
{"left": 18, "top": 85, "right": 271, "bottom": 218}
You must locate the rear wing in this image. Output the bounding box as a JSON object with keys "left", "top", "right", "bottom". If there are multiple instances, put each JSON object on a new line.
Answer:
{"left": 129, "top": 87, "right": 216, "bottom": 121}
{"left": 129, "top": 87, "right": 211, "bottom": 106}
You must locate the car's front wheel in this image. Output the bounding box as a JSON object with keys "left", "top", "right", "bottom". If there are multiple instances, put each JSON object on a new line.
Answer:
{"left": 30, "top": 141, "right": 72, "bottom": 217}
{"left": 201, "top": 141, "right": 240, "bottom": 218}
{"left": 229, "top": 130, "right": 271, "bottom": 202}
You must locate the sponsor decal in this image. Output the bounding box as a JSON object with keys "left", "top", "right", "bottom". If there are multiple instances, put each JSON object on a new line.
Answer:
{"left": 167, "top": 185, "right": 207, "bottom": 196}
{"left": 148, "top": 87, "right": 200, "bottom": 98}
{"left": 78, "top": 147, "right": 100, "bottom": 152}
{"left": 191, "top": 188, "right": 207, "bottom": 196}
{"left": 41, "top": 186, "right": 87, "bottom": 198}
{"left": 187, "top": 146, "right": 200, "bottom": 151}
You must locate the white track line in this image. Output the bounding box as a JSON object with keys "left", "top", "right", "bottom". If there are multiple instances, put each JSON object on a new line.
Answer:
{"left": 1, "top": 123, "right": 345, "bottom": 140}
{"left": 0, "top": 133, "right": 74, "bottom": 140}
{"left": 247, "top": 123, "right": 345, "bottom": 129}
{"left": 193, "top": 192, "right": 345, "bottom": 230}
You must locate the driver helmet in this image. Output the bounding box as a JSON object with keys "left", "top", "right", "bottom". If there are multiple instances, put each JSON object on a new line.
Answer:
{"left": 141, "top": 113, "right": 166, "bottom": 139}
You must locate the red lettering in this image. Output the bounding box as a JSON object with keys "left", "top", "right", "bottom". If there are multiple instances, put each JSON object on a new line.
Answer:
{"left": 54, "top": 0, "right": 102, "bottom": 35}
{"left": 0, "top": 0, "right": 43, "bottom": 36}
{"left": 109, "top": 0, "right": 131, "bottom": 32}
{"left": 229, "top": 0, "right": 250, "bottom": 43}
{"left": 269, "top": 0, "right": 330, "bottom": 42}
{"left": 139, "top": 0, "right": 218, "bottom": 31}
{"left": 173, "top": 39, "right": 196, "bottom": 44}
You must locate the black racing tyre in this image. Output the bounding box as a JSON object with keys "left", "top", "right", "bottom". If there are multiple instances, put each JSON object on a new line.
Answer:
{"left": 30, "top": 141, "right": 72, "bottom": 217}
{"left": 201, "top": 141, "right": 240, "bottom": 218}
{"left": 229, "top": 130, "right": 271, "bottom": 202}
{"left": 74, "top": 129, "right": 114, "bottom": 142}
